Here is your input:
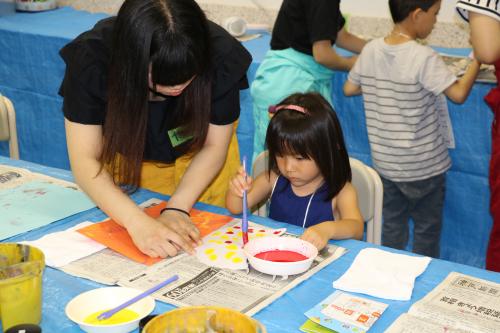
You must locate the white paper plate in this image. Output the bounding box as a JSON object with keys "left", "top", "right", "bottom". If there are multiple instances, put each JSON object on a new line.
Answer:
{"left": 243, "top": 236, "right": 318, "bottom": 277}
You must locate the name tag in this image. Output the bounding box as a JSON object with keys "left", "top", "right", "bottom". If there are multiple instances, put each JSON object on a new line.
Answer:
{"left": 167, "top": 127, "right": 192, "bottom": 147}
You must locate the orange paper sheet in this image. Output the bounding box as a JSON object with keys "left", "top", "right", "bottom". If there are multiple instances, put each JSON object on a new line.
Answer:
{"left": 77, "top": 201, "right": 233, "bottom": 265}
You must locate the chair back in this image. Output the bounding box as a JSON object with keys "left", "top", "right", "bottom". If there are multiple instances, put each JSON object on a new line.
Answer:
{"left": 251, "top": 151, "right": 383, "bottom": 244}
{"left": 251, "top": 150, "right": 269, "bottom": 217}
{"left": 349, "top": 158, "right": 383, "bottom": 245}
{"left": 0, "top": 95, "right": 19, "bottom": 159}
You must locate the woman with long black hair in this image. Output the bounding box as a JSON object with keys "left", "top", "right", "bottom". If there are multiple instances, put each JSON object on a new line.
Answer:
{"left": 59, "top": 0, "right": 251, "bottom": 258}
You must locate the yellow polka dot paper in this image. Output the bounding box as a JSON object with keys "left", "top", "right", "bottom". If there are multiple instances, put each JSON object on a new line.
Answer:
{"left": 195, "top": 220, "right": 286, "bottom": 270}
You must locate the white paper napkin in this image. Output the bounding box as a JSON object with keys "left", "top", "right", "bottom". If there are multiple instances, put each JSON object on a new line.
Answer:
{"left": 22, "top": 222, "right": 106, "bottom": 268}
{"left": 332, "top": 248, "right": 431, "bottom": 300}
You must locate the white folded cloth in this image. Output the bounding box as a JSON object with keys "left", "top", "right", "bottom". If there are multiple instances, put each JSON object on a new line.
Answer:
{"left": 22, "top": 222, "right": 106, "bottom": 268}
{"left": 332, "top": 248, "right": 431, "bottom": 300}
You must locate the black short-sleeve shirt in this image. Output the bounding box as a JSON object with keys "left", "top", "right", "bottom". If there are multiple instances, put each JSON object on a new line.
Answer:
{"left": 270, "top": 0, "right": 345, "bottom": 55}
{"left": 59, "top": 17, "right": 252, "bottom": 163}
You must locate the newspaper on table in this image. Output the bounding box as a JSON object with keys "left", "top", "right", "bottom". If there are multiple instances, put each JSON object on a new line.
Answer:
{"left": 0, "top": 164, "right": 78, "bottom": 190}
{"left": 386, "top": 272, "right": 500, "bottom": 333}
{"left": 61, "top": 220, "right": 347, "bottom": 316}
{"left": 119, "top": 232, "right": 346, "bottom": 316}
{"left": 60, "top": 248, "right": 148, "bottom": 285}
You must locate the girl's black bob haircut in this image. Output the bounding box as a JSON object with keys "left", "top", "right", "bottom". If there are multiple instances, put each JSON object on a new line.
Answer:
{"left": 266, "top": 92, "right": 352, "bottom": 200}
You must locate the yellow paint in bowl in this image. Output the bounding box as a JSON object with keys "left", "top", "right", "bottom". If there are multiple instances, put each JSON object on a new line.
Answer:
{"left": 83, "top": 309, "right": 139, "bottom": 325}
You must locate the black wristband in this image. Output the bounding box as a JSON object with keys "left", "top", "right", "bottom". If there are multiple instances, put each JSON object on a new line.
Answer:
{"left": 160, "top": 207, "right": 190, "bottom": 217}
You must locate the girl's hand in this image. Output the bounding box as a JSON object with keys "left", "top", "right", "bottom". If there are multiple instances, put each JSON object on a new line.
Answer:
{"left": 300, "top": 223, "right": 332, "bottom": 250}
{"left": 126, "top": 215, "right": 196, "bottom": 258}
{"left": 157, "top": 210, "right": 201, "bottom": 250}
{"left": 228, "top": 166, "right": 253, "bottom": 198}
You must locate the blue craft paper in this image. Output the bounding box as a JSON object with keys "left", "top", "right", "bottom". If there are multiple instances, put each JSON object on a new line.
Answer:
{"left": 0, "top": 180, "right": 95, "bottom": 240}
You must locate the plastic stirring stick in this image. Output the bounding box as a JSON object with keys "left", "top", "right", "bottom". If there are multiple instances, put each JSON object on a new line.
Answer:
{"left": 242, "top": 156, "right": 249, "bottom": 245}
{"left": 97, "top": 275, "right": 179, "bottom": 320}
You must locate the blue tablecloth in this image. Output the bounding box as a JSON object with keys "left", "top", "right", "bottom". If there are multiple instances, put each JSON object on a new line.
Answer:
{"left": 1, "top": 155, "right": 500, "bottom": 333}
{"left": 0, "top": 7, "right": 495, "bottom": 269}
{"left": 0, "top": 6, "right": 108, "bottom": 168}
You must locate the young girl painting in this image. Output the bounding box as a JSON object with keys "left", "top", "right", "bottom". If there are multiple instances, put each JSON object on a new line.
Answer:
{"left": 226, "top": 93, "right": 363, "bottom": 250}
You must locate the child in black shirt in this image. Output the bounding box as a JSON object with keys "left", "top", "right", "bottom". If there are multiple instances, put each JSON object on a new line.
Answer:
{"left": 250, "top": 0, "right": 366, "bottom": 162}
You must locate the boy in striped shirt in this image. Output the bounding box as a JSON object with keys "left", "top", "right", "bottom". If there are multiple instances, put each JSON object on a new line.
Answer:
{"left": 343, "top": 0, "right": 480, "bottom": 257}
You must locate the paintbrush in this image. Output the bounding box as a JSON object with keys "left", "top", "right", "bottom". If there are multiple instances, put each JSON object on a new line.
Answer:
{"left": 242, "top": 156, "right": 249, "bottom": 245}
{"left": 97, "top": 275, "right": 179, "bottom": 321}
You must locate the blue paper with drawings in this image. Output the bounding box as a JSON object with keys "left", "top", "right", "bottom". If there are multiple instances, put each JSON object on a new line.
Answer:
{"left": 0, "top": 180, "right": 95, "bottom": 240}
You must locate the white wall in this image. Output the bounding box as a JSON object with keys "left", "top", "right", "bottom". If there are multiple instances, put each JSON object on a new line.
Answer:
{"left": 341, "top": 0, "right": 457, "bottom": 22}
{"left": 196, "top": 0, "right": 459, "bottom": 22}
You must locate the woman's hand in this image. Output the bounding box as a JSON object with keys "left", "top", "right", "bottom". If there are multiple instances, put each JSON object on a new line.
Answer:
{"left": 228, "top": 166, "right": 253, "bottom": 198}
{"left": 157, "top": 209, "right": 201, "bottom": 249}
{"left": 300, "top": 222, "right": 333, "bottom": 251}
{"left": 126, "top": 215, "right": 196, "bottom": 258}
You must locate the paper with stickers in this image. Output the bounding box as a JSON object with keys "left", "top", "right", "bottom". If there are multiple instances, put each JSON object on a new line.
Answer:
{"left": 195, "top": 220, "right": 286, "bottom": 270}
{"left": 305, "top": 291, "right": 387, "bottom": 333}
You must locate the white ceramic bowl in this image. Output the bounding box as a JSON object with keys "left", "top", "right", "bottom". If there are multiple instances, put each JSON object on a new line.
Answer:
{"left": 243, "top": 236, "right": 318, "bottom": 276}
{"left": 65, "top": 287, "right": 155, "bottom": 333}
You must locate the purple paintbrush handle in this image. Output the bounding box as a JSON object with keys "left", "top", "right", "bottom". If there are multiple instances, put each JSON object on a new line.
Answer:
{"left": 97, "top": 275, "right": 179, "bottom": 320}
{"left": 242, "top": 156, "right": 249, "bottom": 243}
